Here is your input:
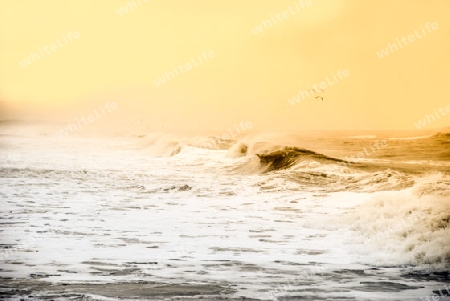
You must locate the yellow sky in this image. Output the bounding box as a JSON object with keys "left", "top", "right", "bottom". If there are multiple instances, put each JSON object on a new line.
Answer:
{"left": 1, "top": 0, "right": 450, "bottom": 131}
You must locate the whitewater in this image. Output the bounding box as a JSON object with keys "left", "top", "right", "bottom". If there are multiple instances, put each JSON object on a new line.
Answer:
{"left": 0, "top": 124, "right": 449, "bottom": 300}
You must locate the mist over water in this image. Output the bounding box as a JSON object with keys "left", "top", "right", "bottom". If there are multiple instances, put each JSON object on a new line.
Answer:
{"left": 0, "top": 124, "right": 449, "bottom": 300}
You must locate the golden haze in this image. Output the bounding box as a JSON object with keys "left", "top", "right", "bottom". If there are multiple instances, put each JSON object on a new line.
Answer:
{"left": 1, "top": 0, "right": 450, "bottom": 131}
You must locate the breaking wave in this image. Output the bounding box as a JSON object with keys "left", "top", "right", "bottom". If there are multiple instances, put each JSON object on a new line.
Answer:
{"left": 136, "top": 133, "right": 237, "bottom": 156}
{"left": 343, "top": 173, "right": 450, "bottom": 269}
{"left": 254, "top": 146, "right": 346, "bottom": 171}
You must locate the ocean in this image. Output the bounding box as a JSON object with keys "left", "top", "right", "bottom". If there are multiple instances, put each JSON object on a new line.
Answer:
{"left": 1, "top": 124, "right": 449, "bottom": 300}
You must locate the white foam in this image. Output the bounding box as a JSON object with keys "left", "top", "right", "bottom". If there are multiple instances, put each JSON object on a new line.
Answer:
{"left": 341, "top": 173, "right": 450, "bottom": 268}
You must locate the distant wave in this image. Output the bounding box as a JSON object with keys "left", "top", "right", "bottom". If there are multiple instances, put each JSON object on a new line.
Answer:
{"left": 433, "top": 132, "right": 450, "bottom": 139}
{"left": 387, "top": 135, "right": 432, "bottom": 140}
{"left": 430, "top": 132, "right": 450, "bottom": 146}
{"left": 226, "top": 142, "right": 249, "bottom": 157}
{"left": 255, "top": 146, "right": 346, "bottom": 171}
{"left": 136, "top": 133, "right": 237, "bottom": 157}
{"left": 348, "top": 135, "right": 377, "bottom": 139}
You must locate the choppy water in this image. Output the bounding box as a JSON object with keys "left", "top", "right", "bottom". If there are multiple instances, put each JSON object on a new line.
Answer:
{"left": 1, "top": 125, "right": 449, "bottom": 300}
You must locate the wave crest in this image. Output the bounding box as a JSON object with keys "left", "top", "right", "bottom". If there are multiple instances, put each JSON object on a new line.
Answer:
{"left": 255, "top": 147, "right": 347, "bottom": 171}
